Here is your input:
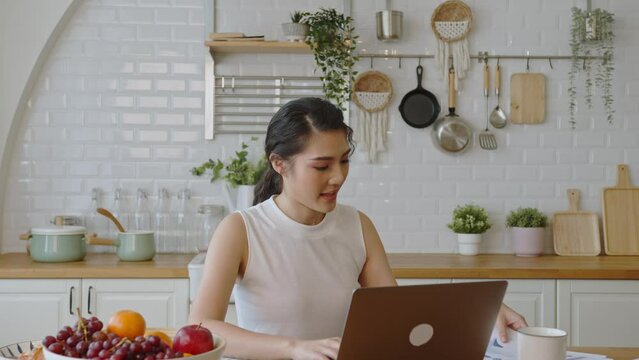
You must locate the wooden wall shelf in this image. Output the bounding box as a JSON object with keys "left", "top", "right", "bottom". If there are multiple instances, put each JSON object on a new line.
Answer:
{"left": 206, "top": 41, "right": 311, "bottom": 54}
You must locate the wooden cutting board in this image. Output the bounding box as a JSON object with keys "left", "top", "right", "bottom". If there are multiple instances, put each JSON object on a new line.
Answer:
{"left": 510, "top": 73, "right": 545, "bottom": 124}
{"left": 602, "top": 164, "right": 639, "bottom": 255}
{"left": 553, "top": 189, "right": 601, "bottom": 256}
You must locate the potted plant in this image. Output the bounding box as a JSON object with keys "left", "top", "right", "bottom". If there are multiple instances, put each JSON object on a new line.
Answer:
{"left": 447, "top": 204, "right": 491, "bottom": 256}
{"left": 303, "top": 8, "right": 359, "bottom": 110}
{"left": 506, "top": 207, "right": 548, "bottom": 257}
{"left": 282, "top": 10, "right": 309, "bottom": 42}
{"left": 568, "top": 6, "right": 615, "bottom": 128}
{"left": 191, "top": 141, "right": 267, "bottom": 212}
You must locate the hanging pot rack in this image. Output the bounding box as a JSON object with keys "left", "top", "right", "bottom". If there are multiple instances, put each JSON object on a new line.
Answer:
{"left": 357, "top": 51, "right": 611, "bottom": 69}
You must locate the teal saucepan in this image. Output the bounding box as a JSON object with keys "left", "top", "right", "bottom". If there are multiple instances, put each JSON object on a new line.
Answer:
{"left": 87, "top": 231, "right": 155, "bottom": 261}
{"left": 21, "top": 226, "right": 87, "bottom": 262}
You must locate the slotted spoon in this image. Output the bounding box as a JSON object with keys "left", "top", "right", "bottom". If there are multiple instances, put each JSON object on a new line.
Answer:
{"left": 479, "top": 61, "right": 497, "bottom": 150}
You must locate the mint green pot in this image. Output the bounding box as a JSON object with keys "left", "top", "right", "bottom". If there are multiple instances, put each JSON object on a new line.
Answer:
{"left": 88, "top": 231, "right": 155, "bottom": 261}
{"left": 28, "top": 226, "right": 87, "bottom": 262}
{"left": 116, "top": 231, "right": 155, "bottom": 261}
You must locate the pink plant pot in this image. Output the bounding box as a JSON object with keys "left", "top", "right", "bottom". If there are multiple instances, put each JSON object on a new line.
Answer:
{"left": 511, "top": 227, "right": 545, "bottom": 257}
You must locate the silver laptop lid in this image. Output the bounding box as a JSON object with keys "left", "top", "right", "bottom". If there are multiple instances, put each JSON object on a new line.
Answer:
{"left": 337, "top": 281, "right": 507, "bottom": 360}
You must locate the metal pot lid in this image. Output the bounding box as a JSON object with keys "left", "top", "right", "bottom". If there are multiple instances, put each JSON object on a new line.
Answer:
{"left": 31, "top": 226, "right": 86, "bottom": 235}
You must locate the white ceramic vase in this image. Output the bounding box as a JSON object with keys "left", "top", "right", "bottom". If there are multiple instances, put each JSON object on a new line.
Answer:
{"left": 457, "top": 233, "right": 482, "bottom": 256}
{"left": 512, "top": 227, "right": 545, "bottom": 257}
{"left": 223, "top": 184, "right": 255, "bottom": 212}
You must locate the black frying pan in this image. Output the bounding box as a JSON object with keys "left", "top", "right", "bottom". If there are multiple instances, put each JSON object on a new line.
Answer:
{"left": 399, "top": 65, "right": 441, "bottom": 128}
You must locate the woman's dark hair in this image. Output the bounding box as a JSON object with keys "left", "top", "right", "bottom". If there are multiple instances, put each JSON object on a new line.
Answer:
{"left": 253, "top": 97, "right": 354, "bottom": 205}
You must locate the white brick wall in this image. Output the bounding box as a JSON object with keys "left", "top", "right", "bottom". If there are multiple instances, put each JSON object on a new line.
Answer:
{"left": 2, "top": 0, "right": 638, "bottom": 255}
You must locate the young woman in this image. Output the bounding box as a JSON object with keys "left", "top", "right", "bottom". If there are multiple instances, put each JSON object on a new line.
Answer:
{"left": 189, "top": 97, "right": 527, "bottom": 360}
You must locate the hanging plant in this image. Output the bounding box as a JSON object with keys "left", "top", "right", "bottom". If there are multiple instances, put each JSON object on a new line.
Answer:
{"left": 569, "top": 7, "right": 615, "bottom": 128}
{"left": 303, "top": 8, "right": 359, "bottom": 110}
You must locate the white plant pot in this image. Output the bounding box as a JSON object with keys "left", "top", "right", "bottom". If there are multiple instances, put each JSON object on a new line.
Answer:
{"left": 511, "top": 227, "right": 545, "bottom": 257}
{"left": 281, "top": 22, "right": 309, "bottom": 42}
{"left": 457, "top": 233, "right": 482, "bottom": 256}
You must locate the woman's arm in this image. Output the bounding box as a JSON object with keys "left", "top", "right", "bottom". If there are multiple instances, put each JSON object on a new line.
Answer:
{"left": 189, "top": 213, "right": 340, "bottom": 360}
{"left": 357, "top": 211, "right": 397, "bottom": 288}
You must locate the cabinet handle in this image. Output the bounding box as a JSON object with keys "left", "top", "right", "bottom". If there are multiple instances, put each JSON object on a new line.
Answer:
{"left": 87, "top": 286, "right": 94, "bottom": 314}
{"left": 69, "top": 286, "right": 75, "bottom": 315}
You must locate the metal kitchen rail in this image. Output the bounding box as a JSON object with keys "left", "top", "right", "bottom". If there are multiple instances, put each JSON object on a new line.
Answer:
{"left": 210, "top": 75, "right": 325, "bottom": 136}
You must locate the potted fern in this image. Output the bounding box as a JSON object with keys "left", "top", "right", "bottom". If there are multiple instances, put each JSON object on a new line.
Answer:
{"left": 447, "top": 204, "right": 491, "bottom": 256}
{"left": 191, "top": 141, "right": 267, "bottom": 212}
{"left": 282, "top": 10, "right": 309, "bottom": 42}
{"left": 303, "top": 8, "right": 359, "bottom": 110}
{"left": 506, "top": 207, "right": 548, "bottom": 257}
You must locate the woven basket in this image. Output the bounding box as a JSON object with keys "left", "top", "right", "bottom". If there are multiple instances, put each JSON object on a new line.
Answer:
{"left": 351, "top": 71, "right": 393, "bottom": 112}
{"left": 431, "top": 0, "right": 473, "bottom": 42}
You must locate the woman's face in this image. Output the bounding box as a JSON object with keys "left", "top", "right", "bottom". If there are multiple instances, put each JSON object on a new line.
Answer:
{"left": 277, "top": 130, "right": 351, "bottom": 215}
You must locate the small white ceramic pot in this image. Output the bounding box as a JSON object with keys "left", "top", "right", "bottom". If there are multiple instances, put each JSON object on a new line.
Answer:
{"left": 457, "top": 233, "right": 482, "bottom": 256}
{"left": 511, "top": 227, "right": 545, "bottom": 257}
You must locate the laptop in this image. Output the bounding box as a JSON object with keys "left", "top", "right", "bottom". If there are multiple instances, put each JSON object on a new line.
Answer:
{"left": 337, "top": 281, "right": 507, "bottom": 360}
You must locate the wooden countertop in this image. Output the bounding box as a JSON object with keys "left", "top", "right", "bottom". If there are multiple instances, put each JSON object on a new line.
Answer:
{"left": 388, "top": 253, "right": 639, "bottom": 279}
{"left": 1, "top": 253, "right": 639, "bottom": 280}
{"left": 570, "top": 347, "right": 639, "bottom": 360}
{"left": 0, "top": 253, "right": 192, "bottom": 279}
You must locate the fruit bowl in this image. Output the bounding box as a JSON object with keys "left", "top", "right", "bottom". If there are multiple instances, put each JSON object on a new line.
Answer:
{"left": 0, "top": 340, "right": 40, "bottom": 360}
{"left": 178, "top": 335, "right": 226, "bottom": 360}
{"left": 41, "top": 335, "right": 226, "bottom": 360}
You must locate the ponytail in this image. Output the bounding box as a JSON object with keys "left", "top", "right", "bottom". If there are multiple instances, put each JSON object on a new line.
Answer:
{"left": 253, "top": 165, "right": 282, "bottom": 205}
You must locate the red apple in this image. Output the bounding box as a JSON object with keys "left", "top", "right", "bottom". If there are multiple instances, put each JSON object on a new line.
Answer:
{"left": 172, "top": 323, "right": 215, "bottom": 355}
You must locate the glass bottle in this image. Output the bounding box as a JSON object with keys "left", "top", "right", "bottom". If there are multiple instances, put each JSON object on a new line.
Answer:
{"left": 110, "top": 188, "right": 129, "bottom": 238}
{"left": 197, "top": 204, "right": 224, "bottom": 252}
{"left": 154, "top": 188, "right": 171, "bottom": 253}
{"left": 133, "top": 188, "right": 150, "bottom": 231}
{"left": 174, "top": 189, "right": 194, "bottom": 253}
{"left": 86, "top": 188, "right": 109, "bottom": 253}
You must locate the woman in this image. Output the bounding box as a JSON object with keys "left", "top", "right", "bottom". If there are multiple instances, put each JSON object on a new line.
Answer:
{"left": 189, "top": 97, "right": 526, "bottom": 360}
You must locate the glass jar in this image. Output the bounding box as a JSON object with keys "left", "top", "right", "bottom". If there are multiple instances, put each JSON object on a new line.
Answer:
{"left": 197, "top": 204, "right": 224, "bottom": 252}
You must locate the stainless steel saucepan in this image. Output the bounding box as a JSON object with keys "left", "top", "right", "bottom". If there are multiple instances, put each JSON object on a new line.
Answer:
{"left": 431, "top": 65, "right": 472, "bottom": 153}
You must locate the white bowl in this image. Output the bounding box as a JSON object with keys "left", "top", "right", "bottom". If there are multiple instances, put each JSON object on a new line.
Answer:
{"left": 0, "top": 340, "right": 40, "bottom": 360}
{"left": 42, "top": 335, "right": 226, "bottom": 360}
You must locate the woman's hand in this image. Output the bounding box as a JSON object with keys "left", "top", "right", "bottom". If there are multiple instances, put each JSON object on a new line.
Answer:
{"left": 496, "top": 303, "right": 528, "bottom": 342}
{"left": 288, "top": 337, "right": 341, "bottom": 360}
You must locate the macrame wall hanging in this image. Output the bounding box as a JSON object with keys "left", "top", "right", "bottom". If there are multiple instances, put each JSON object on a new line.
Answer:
{"left": 431, "top": 0, "right": 473, "bottom": 89}
{"left": 352, "top": 71, "right": 393, "bottom": 163}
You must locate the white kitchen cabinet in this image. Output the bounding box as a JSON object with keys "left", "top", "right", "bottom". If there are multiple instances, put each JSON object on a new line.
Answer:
{"left": 557, "top": 280, "right": 639, "bottom": 347}
{"left": 452, "top": 279, "right": 556, "bottom": 328}
{"left": 397, "top": 278, "right": 452, "bottom": 286}
{"left": 0, "top": 279, "right": 79, "bottom": 345}
{"left": 0, "top": 278, "right": 189, "bottom": 345}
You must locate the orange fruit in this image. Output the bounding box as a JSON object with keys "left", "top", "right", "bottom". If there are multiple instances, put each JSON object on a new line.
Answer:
{"left": 106, "top": 310, "right": 146, "bottom": 340}
{"left": 144, "top": 330, "right": 172, "bottom": 347}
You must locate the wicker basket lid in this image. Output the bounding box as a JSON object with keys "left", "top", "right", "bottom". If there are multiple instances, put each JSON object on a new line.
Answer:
{"left": 352, "top": 71, "right": 393, "bottom": 112}
{"left": 431, "top": 0, "right": 473, "bottom": 42}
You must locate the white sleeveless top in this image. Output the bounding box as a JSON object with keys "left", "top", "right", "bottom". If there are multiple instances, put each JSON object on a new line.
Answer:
{"left": 235, "top": 196, "right": 366, "bottom": 339}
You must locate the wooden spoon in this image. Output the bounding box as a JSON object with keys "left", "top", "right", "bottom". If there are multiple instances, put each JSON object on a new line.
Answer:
{"left": 97, "top": 207, "right": 126, "bottom": 233}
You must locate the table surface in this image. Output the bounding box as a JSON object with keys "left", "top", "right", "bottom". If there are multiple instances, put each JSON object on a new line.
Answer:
{"left": 569, "top": 347, "right": 639, "bottom": 360}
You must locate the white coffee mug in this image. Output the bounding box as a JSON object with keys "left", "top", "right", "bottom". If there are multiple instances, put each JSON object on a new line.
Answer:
{"left": 517, "top": 327, "right": 567, "bottom": 360}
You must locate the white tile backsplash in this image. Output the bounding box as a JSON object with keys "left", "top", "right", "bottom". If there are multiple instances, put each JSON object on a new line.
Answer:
{"left": 2, "top": 0, "right": 639, "bottom": 254}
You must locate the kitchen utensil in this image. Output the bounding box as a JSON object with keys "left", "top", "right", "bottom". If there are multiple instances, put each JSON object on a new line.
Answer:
{"left": 20, "top": 226, "right": 88, "bottom": 262}
{"left": 97, "top": 207, "right": 126, "bottom": 233}
{"left": 431, "top": 66, "right": 472, "bottom": 153}
{"left": 197, "top": 204, "right": 225, "bottom": 252}
{"left": 489, "top": 62, "right": 507, "bottom": 128}
{"left": 376, "top": 0, "right": 402, "bottom": 41}
{"left": 87, "top": 231, "right": 155, "bottom": 261}
{"left": 431, "top": 0, "right": 472, "bottom": 86}
{"left": 353, "top": 70, "right": 393, "bottom": 162}
{"left": 398, "top": 65, "right": 440, "bottom": 129}
{"left": 602, "top": 164, "right": 639, "bottom": 255}
{"left": 479, "top": 61, "right": 497, "bottom": 150}
{"left": 510, "top": 73, "right": 546, "bottom": 124}
{"left": 553, "top": 189, "right": 601, "bottom": 256}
